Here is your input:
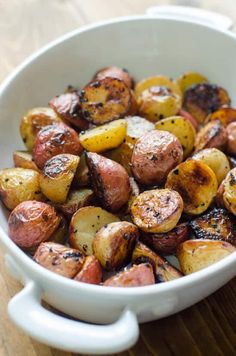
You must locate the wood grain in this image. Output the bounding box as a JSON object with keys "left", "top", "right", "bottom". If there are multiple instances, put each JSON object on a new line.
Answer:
{"left": 0, "top": 0, "right": 236, "bottom": 355}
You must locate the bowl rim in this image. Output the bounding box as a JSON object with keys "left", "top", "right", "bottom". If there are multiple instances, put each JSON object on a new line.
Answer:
{"left": 0, "top": 14, "right": 236, "bottom": 296}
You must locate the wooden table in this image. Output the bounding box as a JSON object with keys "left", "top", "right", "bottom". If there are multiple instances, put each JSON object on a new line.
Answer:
{"left": 0, "top": 0, "right": 236, "bottom": 355}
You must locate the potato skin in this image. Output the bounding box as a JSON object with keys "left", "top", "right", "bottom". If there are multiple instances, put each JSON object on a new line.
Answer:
{"left": 13, "top": 151, "right": 40, "bottom": 172}
{"left": 206, "top": 107, "right": 236, "bottom": 126}
{"left": 86, "top": 152, "right": 131, "bottom": 212}
{"left": 194, "top": 120, "right": 227, "bottom": 152}
{"left": 226, "top": 122, "right": 236, "bottom": 155}
{"left": 177, "top": 239, "right": 236, "bottom": 274}
{"left": 93, "top": 221, "right": 138, "bottom": 271}
{"left": 8, "top": 201, "right": 60, "bottom": 249}
{"left": 131, "top": 130, "right": 183, "bottom": 185}
{"left": 33, "top": 122, "right": 83, "bottom": 169}
{"left": 223, "top": 168, "right": 236, "bottom": 215}
{"left": 93, "top": 66, "right": 134, "bottom": 89}
{"left": 103, "top": 263, "right": 155, "bottom": 287}
{"left": 74, "top": 255, "right": 102, "bottom": 284}
{"left": 179, "top": 109, "right": 199, "bottom": 131}
{"left": 34, "top": 242, "right": 84, "bottom": 278}
{"left": 131, "top": 189, "right": 183, "bottom": 233}
{"left": 56, "top": 188, "right": 94, "bottom": 217}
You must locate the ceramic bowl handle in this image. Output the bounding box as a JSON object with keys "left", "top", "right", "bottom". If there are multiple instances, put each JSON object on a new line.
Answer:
{"left": 8, "top": 280, "right": 139, "bottom": 354}
{"left": 146, "top": 5, "right": 233, "bottom": 31}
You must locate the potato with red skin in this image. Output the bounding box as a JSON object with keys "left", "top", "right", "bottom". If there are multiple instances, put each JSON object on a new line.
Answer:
{"left": 8, "top": 201, "right": 61, "bottom": 250}
{"left": 103, "top": 263, "right": 155, "bottom": 287}
{"left": 194, "top": 120, "right": 227, "bottom": 152}
{"left": 86, "top": 152, "right": 131, "bottom": 212}
{"left": 93, "top": 66, "right": 134, "bottom": 89}
{"left": 74, "top": 255, "right": 102, "bottom": 284}
{"left": 179, "top": 109, "right": 199, "bottom": 131}
{"left": 226, "top": 122, "right": 236, "bottom": 155}
{"left": 131, "top": 130, "right": 183, "bottom": 185}
{"left": 33, "top": 122, "right": 83, "bottom": 169}
{"left": 34, "top": 242, "right": 84, "bottom": 278}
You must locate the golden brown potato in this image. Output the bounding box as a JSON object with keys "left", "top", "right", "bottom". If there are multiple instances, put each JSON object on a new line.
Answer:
{"left": 178, "top": 109, "right": 199, "bottom": 131}
{"left": 8, "top": 201, "right": 60, "bottom": 249}
{"left": 93, "top": 66, "right": 134, "bottom": 88}
{"left": 226, "top": 122, "right": 236, "bottom": 155}
{"left": 131, "top": 189, "right": 183, "bottom": 233}
{"left": 205, "top": 107, "right": 236, "bottom": 126}
{"left": 56, "top": 188, "right": 94, "bottom": 217}
{"left": 73, "top": 152, "right": 90, "bottom": 187}
{"left": 74, "top": 255, "right": 102, "bottom": 284}
{"left": 93, "top": 221, "right": 138, "bottom": 271}
{"left": 40, "top": 154, "right": 80, "bottom": 203}
{"left": 176, "top": 72, "right": 208, "bottom": 94}
{"left": 223, "top": 168, "right": 236, "bottom": 215}
{"left": 34, "top": 242, "right": 84, "bottom": 278}
{"left": 215, "top": 179, "right": 226, "bottom": 208}
{"left": 127, "top": 90, "right": 138, "bottom": 115}
{"left": 86, "top": 152, "right": 131, "bottom": 212}
{"left": 49, "top": 214, "right": 68, "bottom": 245}
{"left": 194, "top": 120, "right": 227, "bottom": 152}
{"left": 0, "top": 168, "right": 42, "bottom": 210}
{"left": 33, "top": 122, "right": 83, "bottom": 169}
{"left": 165, "top": 160, "right": 218, "bottom": 215}
{"left": 177, "top": 239, "right": 236, "bottom": 274}
{"left": 183, "top": 83, "right": 230, "bottom": 123}
{"left": 79, "top": 78, "right": 132, "bottom": 125}
{"left": 69, "top": 206, "right": 120, "bottom": 255}
{"left": 132, "top": 241, "right": 183, "bottom": 282}
{"left": 131, "top": 130, "right": 183, "bottom": 185}
{"left": 13, "top": 151, "right": 39, "bottom": 172}
{"left": 20, "top": 107, "right": 61, "bottom": 150}
{"left": 103, "top": 263, "right": 155, "bottom": 287}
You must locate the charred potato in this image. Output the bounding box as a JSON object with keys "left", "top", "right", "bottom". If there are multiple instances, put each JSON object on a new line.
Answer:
{"left": 86, "top": 152, "right": 131, "bottom": 212}
{"left": 56, "top": 188, "right": 94, "bottom": 217}
{"left": 176, "top": 72, "right": 208, "bottom": 94}
{"left": 0, "top": 168, "right": 42, "bottom": 210}
{"left": 177, "top": 239, "right": 236, "bottom": 274}
{"left": 13, "top": 151, "right": 39, "bottom": 172}
{"left": 194, "top": 120, "right": 227, "bottom": 152}
{"left": 93, "top": 221, "right": 138, "bottom": 271}
{"left": 226, "top": 122, "right": 236, "bottom": 155}
{"left": 165, "top": 160, "right": 218, "bottom": 215}
{"left": 40, "top": 154, "right": 80, "bottom": 203}
{"left": 49, "top": 214, "right": 68, "bottom": 245}
{"left": 74, "top": 255, "right": 102, "bottom": 284}
{"left": 34, "top": 242, "right": 84, "bottom": 278}
{"left": 8, "top": 201, "right": 60, "bottom": 249}
{"left": 69, "top": 206, "right": 120, "bottom": 255}
{"left": 131, "top": 189, "right": 183, "bottom": 233}
{"left": 223, "top": 168, "right": 236, "bottom": 215}
{"left": 93, "top": 66, "right": 134, "bottom": 88}
{"left": 20, "top": 107, "right": 61, "bottom": 150}
{"left": 205, "top": 107, "right": 236, "bottom": 126}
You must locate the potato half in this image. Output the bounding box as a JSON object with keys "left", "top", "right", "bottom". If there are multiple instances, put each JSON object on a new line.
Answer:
{"left": 56, "top": 188, "right": 94, "bottom": 217}
{"left": 194, "top": 120, "right": 227, "bottom": 152}
{"left": 223, "top": 168, "right": 236, "bottom": 215}
{"left": 74, "top": 255, "right": 102, "bottom": 285}
{"left": 13, "top": 151, "right": 39, "bottom": 172}
{"left": 135, "top": 75, "right": 182, "bottom": 99}
{"left": 205, "top": 107, "right": 236, "bottom": 126}
{"left": 175, "top": 72, "right": 208, "bottom": 94}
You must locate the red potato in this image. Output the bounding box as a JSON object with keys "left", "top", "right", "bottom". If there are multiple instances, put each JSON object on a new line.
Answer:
{"left": 33, "top": 122, "right": 83, "bottom": 169}
{"left": 34, "top": 242, "right": 84, "bottom": 278}
{"left": 86, "top": 152, "right": 131, "bottom": 212}
{"left": 194, "top": 120, "right": 228, "bottom": 152}
{"left": 103, "top": 263, "right": 155, "bottom": 287}
{"left": 8, "top": 201, "right": 61, "bottom": 250}
{"left": 93, "top": 66, "right": 134, "bottom": 89}
{"left": 179, "top": 109, "right": 199, "bottom": 131}
{"left": 131, "top": 130, "right": 183, "bottom": 185}
{"left": 74, "top": 255, "right": 102, "bottom": 284}
{"left": 226, "top": 122, "right": 236, "bottom": 155}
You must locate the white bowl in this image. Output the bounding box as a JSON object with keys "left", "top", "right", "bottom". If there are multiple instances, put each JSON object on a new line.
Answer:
{"left": 0, "top": 15, "right": 236, "bottom": 354}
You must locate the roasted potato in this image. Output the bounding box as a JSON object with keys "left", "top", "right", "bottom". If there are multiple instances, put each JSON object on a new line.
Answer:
{"left": 165, "top": 159, "right": 218, "bottom": 215}
{"left": 132, "top": 241, "right": 183, "bottom": 282}
{"left": 13, "top": 151, "right": 39, "bottom": 172}
{"left": 49, "top": 214, "right": 68, "bottom": 245}
{"left": 56, "top": 188, "right": 94, "bottom": 217}
{"left": 178, "top": 109, "right": 199, "bottom": 131}
{"left": 226, "top": 122, "right": 236, "bottom": 155}
{"left": 194, "top": 120, "right": 227, "bottom": 152}
{"left": 40, "top": 154, "right": 80, "bottom": 203}
{"left": 223, "top": 168, "right": 236, "bottom": 215}
{"left": 49, "top": 92, "right": 89, "bottom": 130}
{"left": 0, "top": 168, "right": 42, "bottom": 210}
{"left": 155, "top": 116, "right": 196, "bottom": 158}
{"left": 33, "top": 122, "right": 83, "bottom": 169}
{"left": 141, "top": 223, "right": 190, "bottom": 255}
{"left": 183, "top": 83, "right": 230, "bottom": 123}
{"left": 192, "top": 148, "right": 230, "bottom": 184}
{"left": 79, "top": 119, "right": 127, "bottom": 153}
{"left": 131, "top": 130, "right": 183, "bottom": 185}
{"left": 74, "top": 255, "right": 102, "bottom": 284}
{"left": 215, "top": 179, "right": 226, "bottom": 208}
{"left": 73, "top": 152, "right": 90, "bottom": 187}
{"left": 69, "top": 206, "right": 120, "bottom": 255}
{"left": 131, "top": 189, "right": 183, "bottom": 233}
{"left": 79, "top": 78, "right": 132, "bottom": 125}
{"left": 176, "top": 72, "right": 208, "bottom": 94}
{"left": 177, "top": 239, "right": 236, "bottom": 274}
{"left": 20, "top": 107, "right": 61, "bottom": 150}
{"left": 205, "top": 107, "right": 236, "bottom": 126}
{"left": 103, "top": 263, "right": 155, "bottom": 287}
{"left": 8, "top": 201, "right": 61, "bottom": 249}
{"left": 86, "top": 152, "right": 131, "bottom": 212}
{"left": 93, "top": 66, "right": 134, "bottom": 88}
{"left": 93, "top": 221, "right": 138, "bottom": 271}
{"left": 34, "top": 242, "right": 84, "bottom": 278}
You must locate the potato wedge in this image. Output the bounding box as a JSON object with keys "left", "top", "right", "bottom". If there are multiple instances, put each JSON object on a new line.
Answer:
{"left": 177, "top": 239, "right": 236, "bottom": 274}
{"left": 56, "top": 188, "right": 94, "bottom": 217}
{"left": 69, "top": 206, "right": 120, "bottom": 255}
{"left": 176, "top": 72, "right": 208, "bottom": 94}
{"left": 93, "top": 221, "right": 138, "bottom": 271}
{"left": 223, "top": 168, "right": 236, "bottom": 215}
{"left": 34, "top": 242, "right": 84, "bottom": 278}
{"left": 192, "top": 148, "right": 230, "bottom": 184}
{"left": 73, "top": 152, "right": 90, "bottom": 187}
{"left": 13, "top": 151, "right": 39, "bottom": 172}
{"left": 40, "top": 154, "right": 80, "bottom": 203}
{"left": 79, "top": 119, "right": 127, "bottom": 153}
{"left": 165, "top": 160, "right": 218, "bottom": 215}
{"left": 86, "top": 152, "right": 131, "bottom": 212}
{"left": 132, "top": 241, "right": 183, "bottom": 282}
{"left": 79, "top": 78, "right": 132, "bottom": 124}
{"left": 93, "top": 66, "right": 134, "bottom": 88}
{"left": 205, "top": 107, "right": 236, "bottom": 126}
{"left": 20, "top": 107, "right": 61, "bottom": 150}
{"left": 74, "top": 255, "right": 102, "bottom": 284}
{"left": 0, "top": 168, "right": 42, "bottom": 210}
{"left": 155, "top": 116, "right": 196, "bottom": 158}
{"left": 131, "top": 189, "right": 183, "bottom": 233}
{"left": 194, "top": 120, "right": 227, "bottom": 152}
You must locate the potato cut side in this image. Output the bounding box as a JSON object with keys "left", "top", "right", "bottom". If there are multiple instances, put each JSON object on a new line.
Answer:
{"left": 69, "top": 206, "right": 120, "bottom": 255}
{"left": 194, "top": 120, "right": 227, "bottom": 152}
{"left": 223, "top": 168, "right": 236, "bottom": 215}
{"left": 205, "top": 107, "right": 236, "bottom": 126}
{"left": 175, "top": 72, "right": 208, "bottom": 94}
{"left": 13, "top": 151, "right": 40, "bottom": 172}
{"left": 56, "top": 188, "right": 94, "bottom": 217}
{"left": 135, "top": 75, "right": 182, "bottom": 99}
